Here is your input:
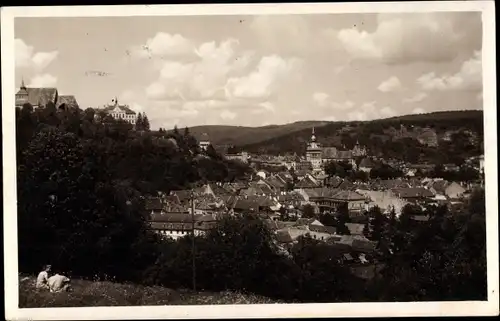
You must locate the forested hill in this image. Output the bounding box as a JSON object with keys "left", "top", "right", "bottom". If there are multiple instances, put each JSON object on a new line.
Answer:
{"left": 166, "top": 121, "right": 330, "bottom": 147}
{"left": 237, "top": 110, "right": 484, "bottom": 164}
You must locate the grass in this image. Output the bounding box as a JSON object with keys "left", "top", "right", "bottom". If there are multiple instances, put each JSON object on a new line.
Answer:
{"left": 19, "top": 275, "right": 281, "bottom": 307}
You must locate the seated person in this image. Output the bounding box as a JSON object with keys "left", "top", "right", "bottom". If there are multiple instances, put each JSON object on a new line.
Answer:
{"left": 35, "top": 265, "right": 52, "bottom": 290}
{"left": 48, "top": 273, "right": 71, "bottom": 293}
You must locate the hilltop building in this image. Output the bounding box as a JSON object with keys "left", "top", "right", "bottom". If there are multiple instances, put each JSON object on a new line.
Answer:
{"left": 15, "top": 79, "right": 78, "bottom": 110}
{"left": 199, "top": 133, "right": 211, "bottom": 151}
{"left": 100, "top": 97, "right": 137, "bottom": 124}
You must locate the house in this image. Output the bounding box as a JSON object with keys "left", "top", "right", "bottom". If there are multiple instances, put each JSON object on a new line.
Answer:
{"left": 324, "top": 176, "right": 343, "bottom": 188}
{"left": 345, "top": 223, "right": 365, "bottom": 236}
{"left": 145, "top": 197, "right": 164, "bottom": 215}
{"left": 295, "top": 176, "right": 319, "bottom": 189}
{"left": 99, "top": 98, "right": 138, "bottom": 124}
{"left": 307, "top": 188, "right": 367, "bottom": 214}
{"left": 199, "top": 133, "right": 211, "bottom": 151}
{"left": 444, "top": 182, "right": 466, "bottom": 199}
{"left": 356, "top": 190, "right": 407, "bottom": 216}
{"left": 358, "top": 158, "right": 375, "bottom": 173}
{"left": 148, "top": 212, "right": 221, "bottom": 239}
{"left": 225, "top": 151, "right": 249, "bottom": 163}
{"left": 256, "top": 170, "right": 269, "bottom": 180}
{"left": 15, "top": 79, "right": 61, "bottom": 109}
{"left": 391, "top": 187, "right": 435, "bottom": 203}
{"left": 57, "top": 95, "right": 79, "bottom": 111}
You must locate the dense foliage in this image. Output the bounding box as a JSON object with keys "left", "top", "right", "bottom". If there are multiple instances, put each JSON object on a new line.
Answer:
{"left": 16, "top": 103, "right": 251, "bottom": 279}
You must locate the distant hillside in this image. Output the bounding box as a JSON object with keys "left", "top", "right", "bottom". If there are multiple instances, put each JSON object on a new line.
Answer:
{"left": 167, "top": 121, "right": 330, "bottom": 148}
{"left": 237, "top": 110, "right": 484, "bottom": 164}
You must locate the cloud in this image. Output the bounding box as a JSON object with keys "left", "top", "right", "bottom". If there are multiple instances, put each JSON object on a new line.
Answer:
{"left": 380, "top": 106, "right": 396, "bottom": 118}
{"left": 337, "top": 12, "right": 481, "bottom": 64}
{"left": 347, "top": 101, "right": 397, "bottom": 121}
{"left": 403, "top": 92, "right": 428, "bottom": 103}
{"left": 220, "top": 110, "right": 237, "bottom": 120}
{"left": 417, "top": 51, "right": 482, "bottom": 91}
{"left": 131, "top": 32, "right": 194, "bottom": 58}
{"left": 225, "top": 55, "right": 300, "bottom": 99}
{"left": 146, "top": 38, "right": 254, "bottom": 101}
{"left": 412, "top": 107, "right": 426, "bottom": 114}
{"left": 28, "top": 74, "right": 57, "bottom": 87}
{"left": 477, "top": 92, "right": 483, "bottom": 101}
{"left": 332, "top": 100, "right": 355, "bottom": 110}
{"left": 312, "top": 92, "right": 330, "bottom": 107}
{"left": 347, "top": 111, "right": 368, "bottom": 121}
{"left": 15, "top": 39, "right": 59, "bottom": 70}
{"left": 378, "top": 76, "right": 402, "bottom": 92}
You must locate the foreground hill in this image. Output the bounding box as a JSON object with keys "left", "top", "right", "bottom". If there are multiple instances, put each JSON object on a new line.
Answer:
{"left": 19, "top": 275, "right": 281, "bottom": 307}
{"left": 167, "top": 121, "right": 330, "bottom": 147}
{"left": 237, "top": 110, "right": 484, "bottom": 162}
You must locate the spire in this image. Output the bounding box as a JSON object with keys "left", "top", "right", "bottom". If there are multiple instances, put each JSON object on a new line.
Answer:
{"left": 311, "top": 127, "right": 316, "bottom": 142}
{"left": 114, "top": 96, "right": 118, "bottom": 106}
{"left": 20, "top": 77, "right": 26, "bottom": 90}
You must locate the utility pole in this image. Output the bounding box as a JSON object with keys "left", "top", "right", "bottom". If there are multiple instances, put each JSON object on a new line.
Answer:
{"left": 190, "top": 189, "right": 197, "bottom": 291}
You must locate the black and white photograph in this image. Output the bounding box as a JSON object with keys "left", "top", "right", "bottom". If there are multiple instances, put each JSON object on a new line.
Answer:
{"left": 2, "top": 2, "right": 498, "bottom": 319}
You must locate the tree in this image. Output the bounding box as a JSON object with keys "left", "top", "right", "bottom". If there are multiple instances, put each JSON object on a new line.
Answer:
{"left": 335, "top": 203, "right": 350, "bottom": 235}
{"left": 142, "top": 112, "right": 150, "bottom": 131}
{"left": 136, "top": 113, "right": 143, "bottom": 130}
{"left": 301, "top": 204, "right": 316, "bottom": 218}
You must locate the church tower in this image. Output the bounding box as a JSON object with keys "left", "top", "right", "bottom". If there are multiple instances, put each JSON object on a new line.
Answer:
{"left": 306, "top": 127, "right": 323, "bottom": 172}
{"left": 16, "top": 78, "right": 29, "bottom": 107}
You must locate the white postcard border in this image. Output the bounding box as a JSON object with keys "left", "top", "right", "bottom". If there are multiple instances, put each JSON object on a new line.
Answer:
{"left": 2, "top": 2, "right": 498, "bottom": 319}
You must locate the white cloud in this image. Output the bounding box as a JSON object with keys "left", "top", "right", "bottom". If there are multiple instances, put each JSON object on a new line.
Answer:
{"left": 337, "top": 13, "right": 480, "bottom": 64}
{"left": 226, "top": 55, "right": 300, "bottom": 99}
{"left": 313, "top": 92, "right": 330, "bottom": 107}
{"left": 380, "top": 106, "right": 396, "bottom": 118}
{"left": 132, "top": 32, "right": 194, "bottom": 58}
{"left": 28, "top": 74, "right": 57, "bottom": 87}
{"left": 259, "top": 101, "right": 275, "bottom": 112}
{"left": 147, "top": 38, "right": 253, "bottom": 101}
{"left": 417, "top": 51, "right": 482, "bottom": 91}
{"left": 378, "top": 76, "right": 402, "bottom": 92}
{"left": 346, "top": 102, "right": 396, "bottom": 121}
{"left": 403, "top": 92, "right": 428, "bottom": 103}
{"left": 220, "top": 110, "right": 237, "bottom": 120}
{"left": 412, "top": 107, "right": 426, "bottom": 114}
{"left": 15, "top": 39, "right": 59, "bottom": 70}
{"left": 332, "top": 100, "right": 355, "bottom": 110}
{"left": 347, "top": 111, "right": 368, "bottom": 121}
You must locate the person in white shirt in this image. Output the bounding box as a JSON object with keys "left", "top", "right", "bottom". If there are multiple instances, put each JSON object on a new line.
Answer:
{"left": 35, "top": 265, "right": 52, "bottom": 290}
{"left": 48, "top": 273, "right": 71, "bottom": 293}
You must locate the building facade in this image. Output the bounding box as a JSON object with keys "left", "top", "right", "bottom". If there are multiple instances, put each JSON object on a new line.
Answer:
{"left": 100, "top": 98, "right": 137, "bottom": 124}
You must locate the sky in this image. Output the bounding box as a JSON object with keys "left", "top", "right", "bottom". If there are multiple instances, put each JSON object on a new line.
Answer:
{"left": 14, "top": 12, "right": 483, "bottom": 130}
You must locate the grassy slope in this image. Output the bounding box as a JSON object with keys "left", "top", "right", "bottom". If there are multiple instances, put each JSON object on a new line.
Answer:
{"left": 167, "top": 121, "right": 331, "bottom": 147}
{"left": 19, "top": 276, "right": 280, "bottom": 307}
